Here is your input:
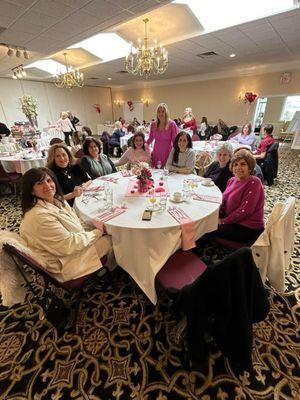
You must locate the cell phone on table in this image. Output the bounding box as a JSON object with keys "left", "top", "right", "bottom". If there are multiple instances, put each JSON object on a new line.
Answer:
{"left": 142, "top": 209, "right": 152, "bottom": 221}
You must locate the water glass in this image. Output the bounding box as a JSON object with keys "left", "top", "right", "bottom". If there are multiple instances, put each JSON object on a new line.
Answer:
{"left": 159, "top": 193, "right": 167, "bottom": 210}
{"left": 157, "top": 160, "right": 162, "bottom": 169}
{"left": 106, "top": 188, "right": 113, "bottom": 207}
{"left": 182, "top": 179, "right": 190, "bottom": 200}
{"left": 163, "top": 167, "right": 169, "bottom": 176}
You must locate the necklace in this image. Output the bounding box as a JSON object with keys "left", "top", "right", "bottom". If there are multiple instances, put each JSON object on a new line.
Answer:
{"left": 61, "top": 168, "right": 72, "bottom": 179}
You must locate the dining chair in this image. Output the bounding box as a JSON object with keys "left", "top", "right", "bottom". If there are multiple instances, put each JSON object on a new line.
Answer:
{"left": 0, "top": 163, "right": 22, "bottom": 196}
{"left": 260, "top": 142, "right": 279, "bottom": 186}
{"left": 3, "top": 242, "right": 110, "bottom": 332}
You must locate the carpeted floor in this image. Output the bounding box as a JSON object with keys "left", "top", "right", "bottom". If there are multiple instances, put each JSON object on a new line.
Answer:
{"left": 0, "top": 145, "right": 299, "bottom": 400}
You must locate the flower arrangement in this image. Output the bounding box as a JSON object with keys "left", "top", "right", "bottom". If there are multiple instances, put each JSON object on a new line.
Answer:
{"left": 127, "top": 100, "right": 134, "bottom": 111}
{"left": 20, "top": 95, "right": 38, "bottom": 117}
{"left": 132, "top": 162, "right": 153, "bottom": 192}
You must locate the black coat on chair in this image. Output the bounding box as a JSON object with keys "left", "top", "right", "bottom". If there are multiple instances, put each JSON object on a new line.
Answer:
{"left": 176, "top": 248, "right": 270, "bottom": 372}
{"left": 260, "top": 142, "right": 279, "bottom": 186}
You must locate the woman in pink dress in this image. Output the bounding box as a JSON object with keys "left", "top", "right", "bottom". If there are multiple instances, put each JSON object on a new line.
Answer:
{"left": 147, "top": 103, "right": 178, "bottom": 168}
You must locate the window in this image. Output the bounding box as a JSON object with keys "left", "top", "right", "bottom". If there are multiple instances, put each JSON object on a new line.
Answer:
{"left": 281, "top": 96, "right": 300, "bottom": 121}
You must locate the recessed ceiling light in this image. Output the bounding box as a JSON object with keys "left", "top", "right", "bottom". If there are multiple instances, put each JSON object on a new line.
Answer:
{"left": 108, "top": 77, "right": 112, "bottom": 80}
{"left": 230, "top": 53, "right": 236, "bottom": 58}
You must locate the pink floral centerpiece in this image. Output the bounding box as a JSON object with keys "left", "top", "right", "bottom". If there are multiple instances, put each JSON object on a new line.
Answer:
{"left": 132, "top": 162, "right": 153, "bottom": 193}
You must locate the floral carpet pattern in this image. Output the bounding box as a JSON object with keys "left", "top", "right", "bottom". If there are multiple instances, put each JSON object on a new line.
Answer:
{"left": 0, "top": 146, "right": 299, "bottom": 400}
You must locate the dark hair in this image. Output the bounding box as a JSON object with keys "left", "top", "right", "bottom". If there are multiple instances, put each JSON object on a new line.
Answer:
{"left": 173, "top": 131, "right": 193, "bottom": 164}
{"left": 263, "top": 124, "right": 274, "bottom": 135}
{"left": 132, "top": 132, "right": 145, "bottom": 150}
{"left": 201, "top": 116, "right": 208, "bottom": 124}
{"left": 82, "top": 137, "right": 102, "bottom": 156}
{"left": 21, "top": 167, "right": 64, "bottom": 215}
{"left": 242, "top": 122, "right": 252, "bottom": 135}
{"left": 82, "top": 126, "right": 92, "bottom": 136}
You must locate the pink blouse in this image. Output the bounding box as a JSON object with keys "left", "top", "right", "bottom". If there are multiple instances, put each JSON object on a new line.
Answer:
{"left": 114, "top": 145, "right": 151, "bottom": 167}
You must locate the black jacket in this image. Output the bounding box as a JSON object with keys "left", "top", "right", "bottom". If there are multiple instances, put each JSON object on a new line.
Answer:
{"left": 176, "top": 248, "right": 270, "bottom": 371}
{"left": 204, "top": 161, "right": 233, "bottom": 192}
{"left": 0, "top": 122, "right": 10, "bottom": 137}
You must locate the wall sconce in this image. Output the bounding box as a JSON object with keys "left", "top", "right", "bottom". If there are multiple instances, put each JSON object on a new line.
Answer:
{"left": 141, "top": 97, "right": 150, "bottom": 107}
{"left": 1, "top": 43, "right": 30, "bottom": 59}
{"left": 113, "top": 99, "right": 122, "bottom": 107}
{"left": 11, "top": 64, "right": 26, "bottom": 80}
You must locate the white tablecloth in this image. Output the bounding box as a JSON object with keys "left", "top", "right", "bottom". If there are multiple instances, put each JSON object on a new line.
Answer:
{"left": 41, "top": 128, "right": 64, "bottom": 141}
{"left": 192, "top": 140, "right": 244, "bottom": 154}
{"left": 74, "top": 171, "right": 221, "bottom": 304}
{"left": 0, "top": 143, "right": 18, "bottom": 153}
{"left": 0, "top": 154, "right": 47, "bottom": 174}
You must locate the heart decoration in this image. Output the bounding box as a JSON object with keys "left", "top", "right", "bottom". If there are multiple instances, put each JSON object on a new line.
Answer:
{"left": 245, "top": 92, "right": 257, "bottom": 104}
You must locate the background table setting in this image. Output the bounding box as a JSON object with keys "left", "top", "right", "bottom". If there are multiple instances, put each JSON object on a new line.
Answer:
{"left": 192, "top": 140, "right": 249, "bottom": 154}
{"left": 74, "top": 169, "right": 222, "bottom": 304}
{"left": 0, "top": 149, "right": 47, "bottom": 174}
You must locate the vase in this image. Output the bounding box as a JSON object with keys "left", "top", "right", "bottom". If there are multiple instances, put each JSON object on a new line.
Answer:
{"left": 27, "top": 115, "right": 38, "bottom": 129}
{"left": 137, "top": 179, "right": 148, "bottom": 193}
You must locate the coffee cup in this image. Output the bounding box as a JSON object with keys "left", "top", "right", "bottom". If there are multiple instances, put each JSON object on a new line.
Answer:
{"left": 203, "top": 177, "right": 212, "bottom": 185}
{"left": 173, "top": 192, "right": 182, "bottom": 202}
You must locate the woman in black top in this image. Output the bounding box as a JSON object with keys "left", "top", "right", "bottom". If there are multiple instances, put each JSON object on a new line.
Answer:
{"left": 47, "top": 143, "right": 91, "bottom": 206}
{"left": 204, "top": 142, "right": 233, "bottom": 192}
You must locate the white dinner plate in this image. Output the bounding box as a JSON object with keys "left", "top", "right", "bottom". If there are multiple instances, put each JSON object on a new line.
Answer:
{"left": 169, "top": 198, "right": 185, "bottom": 203}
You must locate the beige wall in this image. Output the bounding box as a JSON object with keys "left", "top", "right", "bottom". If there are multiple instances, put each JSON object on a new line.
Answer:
{"left": 0, "top": 78, "right": 113, "bottom": 134}
{"left": 112, "top": 70, "right": 300, "bottom": 126}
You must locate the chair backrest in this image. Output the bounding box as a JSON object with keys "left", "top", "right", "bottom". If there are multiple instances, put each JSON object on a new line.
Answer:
{"left": 252, "top": 196, "right": 295, "bottom": 292}
{"left": 261, "top": 141, "right": 279, "bottom": 184}
{"left": 50, "top": 138, "right": 64, "bottom": 145}
{"left": 191, "top": 134, "right": 200, "bottom": 142}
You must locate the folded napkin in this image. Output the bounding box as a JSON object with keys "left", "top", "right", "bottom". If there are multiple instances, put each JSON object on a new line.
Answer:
{"left": 193, "top": 193, "right": 222, "bottom": 204}
{"left": 92, "top": 207, "right": 126, "bottom": 229}
{"left": 168, "top": 207, "right": 196, "bottom": 251}
{"left": 84, "top": 185, "right": 104, "bottom": 192}
{"left": 100, "top": 177, "right": 119, "bottom": 183}
{"left": 121, "top": 170, "right": 133, "bottom": 177}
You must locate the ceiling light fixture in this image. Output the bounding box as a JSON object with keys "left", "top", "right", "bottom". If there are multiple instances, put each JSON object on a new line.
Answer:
{"left": 7, "top": 47, "right": 14, "bottom": 56}
{"left": 108, "top": 77, "right": 112, "bottom": 80}
{"left": 54, "top": 53, "right": 84, "bottom": 90}
{"left": 11, "top": 64, "right": 26, "bottom": 80}
{"left": 230, "top": 53, "right": 236, "bottom": 58}
{"left": 1, "top": 43, "right": 30, "bottom": 59}
{"left": 124, "top": 18, "right": 168, "bottom": 79}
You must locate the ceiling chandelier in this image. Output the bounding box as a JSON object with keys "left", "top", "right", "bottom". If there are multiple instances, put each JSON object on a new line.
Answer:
{"left": 54, "top": 53, "right": 84, "bottom": 89}
{"left": 124, "top": 18, "right": 168, "bottom": 79}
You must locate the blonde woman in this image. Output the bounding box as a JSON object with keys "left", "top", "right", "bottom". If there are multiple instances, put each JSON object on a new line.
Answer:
{"left": 56, "top": 111, "right": 75, "bottom": 146}
{"left": 146, "top": 103, "right": 178, "bottom": 168}
{"left": 182, "top": 107, "right": 197, "bottom": 130}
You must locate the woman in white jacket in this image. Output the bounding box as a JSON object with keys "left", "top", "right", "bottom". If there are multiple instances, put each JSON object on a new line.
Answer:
{"left": 19, "top": 167, "right": 112, "bottom": 283}
{"left": 56, "top": 111, "right": 75, "bottom": 146}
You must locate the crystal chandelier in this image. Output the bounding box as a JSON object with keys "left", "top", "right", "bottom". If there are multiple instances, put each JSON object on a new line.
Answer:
{"left": 54, "top": 53, "right": 84, "bottom": 89}
{"left": 124, "top": 19, "right": 168, "bottom": 79}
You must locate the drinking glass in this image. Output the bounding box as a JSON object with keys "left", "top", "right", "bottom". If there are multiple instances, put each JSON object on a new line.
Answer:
{"left": 157, "top": 160, "right": 162, "bottom": 169}
{"left": 182, "top": 179, "right": 190, "bottom": 200}
{"left": 106, "top": 188, "right": 113, "bottom": 207}
{"left": 148, "top": 191, "right": 157, "bottom": 210}
{"left": 159, "top": 193, "right": 167, "bottom": 210}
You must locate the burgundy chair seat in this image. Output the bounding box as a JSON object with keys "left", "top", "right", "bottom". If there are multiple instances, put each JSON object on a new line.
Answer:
{"left": 156, "top": 250, "right": 207, "bottom": 291}
{"left": 214, "top": 237, "right": 253, "bottom": 250}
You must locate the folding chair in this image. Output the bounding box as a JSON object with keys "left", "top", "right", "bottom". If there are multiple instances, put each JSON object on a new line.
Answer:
{"left": 3, "top": 242, "right": 109, "bottom": 332}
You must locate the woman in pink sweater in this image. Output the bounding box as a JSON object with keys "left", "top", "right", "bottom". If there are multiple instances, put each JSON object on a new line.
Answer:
{"left": 217, "top": 149, "right": 265, "bottom": 243}
{"left": 114, "top": 132, "right": 151, "bottom": 168}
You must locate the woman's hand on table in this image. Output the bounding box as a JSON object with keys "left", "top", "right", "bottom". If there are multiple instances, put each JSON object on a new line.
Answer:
{"left": 178, "top": 167, "right": 192, "bottom": 175}
{"left": 73, "top": 186, "right": 84, "bottom": 198}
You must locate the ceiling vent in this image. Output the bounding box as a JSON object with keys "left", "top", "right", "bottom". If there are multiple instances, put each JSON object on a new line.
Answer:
{"left": 197, "top": 51, "right": 218, "bottom": 59}
{"left": 87, "top": 77, "right": 98, "bottom": 80}
{"left": 116, "top": 70, "right": 129, "bottom": 74}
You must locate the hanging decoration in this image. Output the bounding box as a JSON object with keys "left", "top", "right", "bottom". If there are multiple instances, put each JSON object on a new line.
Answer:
{"left": 127, "top": 101, "right": 134, "bottom": 111}
{"left": 239, "top": 91, "right": 258, "bottom": 121}
{"left": 93, "top": 104, "right": 101, "bottom": 114}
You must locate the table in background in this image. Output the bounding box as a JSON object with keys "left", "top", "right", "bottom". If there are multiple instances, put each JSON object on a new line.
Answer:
{"left": 193, "top": 140, "right": 249, "bottom": 155}
{"left": 0, "top": 152, "right": 47, "bottom": 174}
{"left": 74, "top": 171, "right": 221, "bottom": 304}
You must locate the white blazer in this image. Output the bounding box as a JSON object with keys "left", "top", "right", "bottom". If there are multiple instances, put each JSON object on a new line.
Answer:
{"left": 252, "top": 197, "right": 295, "bottom": 292}
{"left": 20, "top": 200, "right": 103, "bottom": 282}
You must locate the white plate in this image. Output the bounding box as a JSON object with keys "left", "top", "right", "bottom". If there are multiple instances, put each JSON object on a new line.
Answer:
{"left": 201, "top": 181, "right": 215, "bottom": 187}
{"left": 169, "top": 198, "right": 185, "bottom": 203}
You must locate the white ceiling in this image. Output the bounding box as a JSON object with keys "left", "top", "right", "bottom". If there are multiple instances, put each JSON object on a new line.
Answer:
{"left": 0, "top": 0, "right": 300, "bottom": 88}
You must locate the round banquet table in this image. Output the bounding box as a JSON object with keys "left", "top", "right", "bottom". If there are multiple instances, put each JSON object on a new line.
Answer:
{"left": 0, "top": 153, "right": 47, "bottom": 174}
{"left": 192, "top": 140, "right": 248, "bottom": 154}
{"left": 74, "top": 171, "right": 222, "bottom": 304}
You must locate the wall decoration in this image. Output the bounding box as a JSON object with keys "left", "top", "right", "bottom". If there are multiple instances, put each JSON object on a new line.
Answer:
{"left": 127, "top": 101, "right": 134, "bottom": 111}
{"left": 280, "top": 72, "right": 292, "bottom": 84}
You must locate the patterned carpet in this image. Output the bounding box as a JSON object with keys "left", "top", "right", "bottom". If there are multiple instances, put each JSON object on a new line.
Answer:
{"left": 0, "top": 146, "right": 299, "bottom": 400}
